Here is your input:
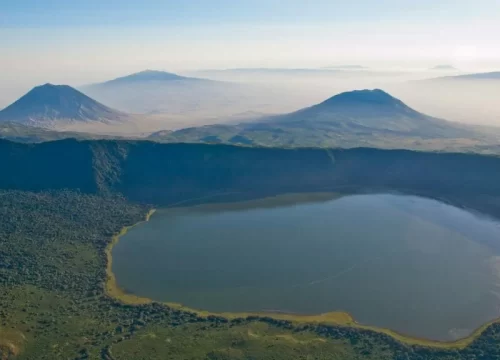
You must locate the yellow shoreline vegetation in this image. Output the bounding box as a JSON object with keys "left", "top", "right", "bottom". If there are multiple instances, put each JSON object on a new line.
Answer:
{"left": 104, "top": 199, "right": 500, "bottom": 351}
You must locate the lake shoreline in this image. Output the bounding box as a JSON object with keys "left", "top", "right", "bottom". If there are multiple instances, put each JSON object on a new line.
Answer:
{"left": 104, "top": 193, "right": 500, "bottom": 350}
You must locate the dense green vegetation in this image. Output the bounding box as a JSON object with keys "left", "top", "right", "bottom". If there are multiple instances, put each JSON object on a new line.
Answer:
{"left": 3, "top": 139, "right": 500, "bottom": 358}
{"left": 3, "top": 139, "right": 500, "bottom": 209}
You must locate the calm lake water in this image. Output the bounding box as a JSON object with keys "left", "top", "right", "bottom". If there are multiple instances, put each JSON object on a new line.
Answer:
{"left": 113, "top": 193, "right": 500, "bottom": 341}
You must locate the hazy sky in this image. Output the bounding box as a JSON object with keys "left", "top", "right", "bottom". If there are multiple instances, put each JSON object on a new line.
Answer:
{"left": 1, "top": 0, "right": 500, "bottom": 104}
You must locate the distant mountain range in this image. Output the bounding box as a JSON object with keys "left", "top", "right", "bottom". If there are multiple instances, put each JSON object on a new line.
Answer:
{"left": 80, "top": 70, "right": 236, "bottom": 114}
{"left": 323, "top": 65, "right": 369, "bottom": 70}
{"left": 80, "top": 69, "right": 315, "bottom": 117}
{"left": 0, "top": 84, "right": 128, "bottom": 127}
{"left": 428, "top": 71, "right": 500, "bottom": 81}
{"left": 198, "top": 67, "right": 370, "bottom": 73}
{"left": 2, "top": 83, "right": 499, "bottom": 155}
{"left": 150, "top": 89, "right": 500, "bottom": 152}
{"left": 87, "top": 69, "right": 203, "bottom": 87}
{"left": 429, "top": 65, "right": 458, "bottom": 71}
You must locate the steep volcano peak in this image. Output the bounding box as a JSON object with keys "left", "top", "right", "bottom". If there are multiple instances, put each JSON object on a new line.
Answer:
{"left": 0, "top": 84, "right": 126, "bottom": 126}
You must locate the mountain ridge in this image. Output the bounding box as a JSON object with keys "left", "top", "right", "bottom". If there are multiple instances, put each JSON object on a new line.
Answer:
{"left": 79, "top": 69, "right": 249, "bottom": 114}
{"left": 1, "top": 139, "right": 500, "bottom": 213}
{"left": 428, "top": 71, "right": 500, "bottom": 81}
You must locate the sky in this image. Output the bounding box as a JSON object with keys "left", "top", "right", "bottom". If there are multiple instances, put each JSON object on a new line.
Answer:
{"left": 1, "top": 0, "right": 500, "bottom": 104}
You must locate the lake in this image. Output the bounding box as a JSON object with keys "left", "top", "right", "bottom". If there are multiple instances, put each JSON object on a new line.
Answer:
{"left": 112, "top": 193, "right": 500, "bottom": 341}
